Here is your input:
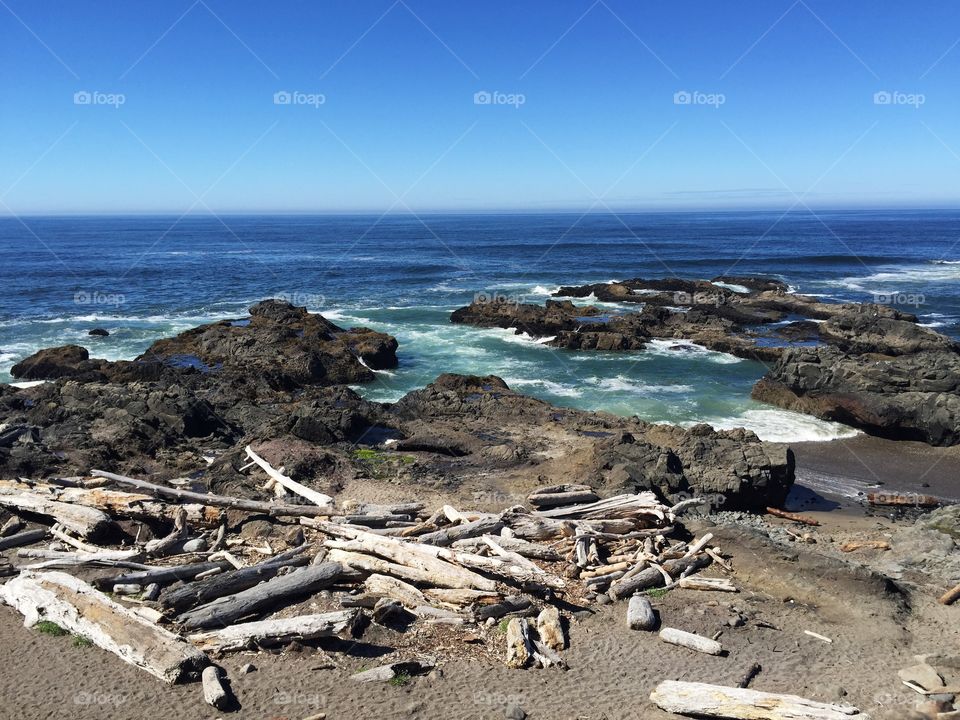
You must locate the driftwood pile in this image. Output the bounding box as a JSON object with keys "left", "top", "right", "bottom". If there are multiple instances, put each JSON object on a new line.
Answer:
{"left": 0, "top": 461, "right": 874, "bottom": 718}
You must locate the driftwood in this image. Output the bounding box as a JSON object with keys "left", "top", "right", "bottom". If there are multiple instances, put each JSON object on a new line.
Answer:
{"left": 737, "top": 662, "right": 762, "bottom": 689}
{"left": 649, "top": 680, "right": 866, "bottom": 719}
{"left": 839, "top": 540, "right": 891, "bottom": 553}
{"left": 188, "top": 609, "right": 360, "bottom": 652}
{"left": 609, "top": 554, "right": 712, "bottom": 600}
{"left": 452, "top": 534, "right": 562, "bottom": 561}
{"left": 940, "top": 582, "right": 960, "bottom": 606}
{"left": 351, "top": 657, "right": 436, "bottom": 683}
{"left": 678, "top": 576, "right": 738, "bottom": 593}
{"left": 417, "top": 516, "right": 504, "bottom": 546}
{"left": 244, "top": 445, "right": 333, "bottom": 508}
{"left": 765, "top": 507, "right": 820, "bottom": 526}
{"left": 505, "top": 617, "right": 535, "bottom": 669}
{"left": 477, "top": 595, "right": 534, "bottom": 621}
{"left": 0, "top": 480, "right": 222, "bottom": 527}
{"left": 424, "top": 587, "right": 499, "bottom": 607}
{"left": 536, "top": 606, "right": 565, "bottom": 650}
{"left": 867, "top": 492, "right": 940, "bottom": 508}
{"left": 0, "top": 528, "right": 48, "bottom": 551}
{"left": 0, "top": 492, "right": 112, "bottom": 538}
{"left": 178, "top": 562, "right": 348, "bottom": 630}
{"left": 91, "top": 470, "right": 330, "bottom": 518}
{"left": 363, "top": 574, "right": 427, "bottom": 608}
{"left": 659, "top": 627, "right": 723, "bottom": 655}
{"left": 18, "top": 548, "right": 145, "bottom": 570}
{"left": 159, "top": 545, "right": 310, "bottom": 612}
{"left": 1, "top": 571, "right": 206, "bottom": 683}
{"left": 527, "top": 488, "right": 599, "bottom": 508}
{"left": 536, "top": 492, "right": 664, "bottom": 521}
{"left": 202, "top": 666, "right": 231, "bottom": 710}
{"left": 0, "top": 515, "right": 24, "bottom": 536}
{"left": 627, "top": 595, "right": 657, "bottom": 631}
{"left": 97, "top": 560, "right": 231, "bottom": 591}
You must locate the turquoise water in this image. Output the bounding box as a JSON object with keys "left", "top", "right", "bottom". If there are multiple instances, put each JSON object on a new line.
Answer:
{"left": 2, "top": 211, "right": 959, "bottom": 442}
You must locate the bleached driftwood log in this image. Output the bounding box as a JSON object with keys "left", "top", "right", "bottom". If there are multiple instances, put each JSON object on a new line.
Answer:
{"left": 244, "top": 446, "right": 333, "bottom": 508}
{"left": 160, "top": 546, "right": 311, "bottom": 612}
{"left": 627, "top": 595, "right": 657, "bottom": 631}
{"left": 649, "top": 680, "right": 867, "bottom": 719}
{"left": 528, "top": 486, "right": 599, "bottom": 508}
{"left": 505, "top": 617, "right": 535, "bottom": 669}
{"left": 536, "top": 606, "right": 565, "bottom": 651}
{"left": 424, "top": 587, "right": 499, "bottom": 608}
{"left": 416, "top": 516, "right": 504, "bottom": 546}
{"left": 0, "top": 492, "right": 112, "bottom": 538}
{"left": 189, "top": 609, "right": 360, "bottom": 652}
{"left": 1, "top": 571, "right": 206, "bottom": 683}
{"left": 659, "top": 627, "right": 723, "bottom": 656}
{"left": 201, "top": 666, "right": 231, "bottom": 710}
{"left": 98, "top": 560, "right": 231, "bottom": 591}
{"left": 0, "top": 480, "right": 222, "bottom": 526}
{"left": 364, "top": 574, "right": 427, "bottom": 607}
{"left": 452, "top": 534, "right": 562, "bottom": 561}
{"left": 325, "top": 546, "right": 496, "bottom": 591}
{"left": 91, "top": 470, "right": 330, "bottom": 518}
{"left": 609, "top": 554, "right": 711, "bottom": 600}
{"left": 178, "top": 562, "right": 348, "bottom": 630}
{"left": 18, "top": 548, "right": 145, "bottom": 570}
{"left": 678, "top": 576, "right": 738, "bottom": 593}
{"left": 536, "top": 492, "right": 665, "bottom": 522}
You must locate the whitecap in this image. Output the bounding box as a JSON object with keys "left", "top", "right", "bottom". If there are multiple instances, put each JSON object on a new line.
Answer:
{"left": 694, "top": 408, "right": 860, "bottom": 443}
{"left": 8, "top": 380, "right": 46, "bottom": 389}
{"left": 503, "top": 377, "right": 583, "bottom": 398}
{"left": 711, "top": 281, "right": 750, "bottom": 293}
{"left": 644, "top": 339, "right": 743, "bottom": 365}
{"left": 589, "top": 375, "right": 693, "bottom": 394}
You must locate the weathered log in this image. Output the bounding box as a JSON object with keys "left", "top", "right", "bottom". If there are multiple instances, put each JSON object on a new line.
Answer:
{"left": 202, "top": 666, "right": 231, "bottom": 710}
{"left": 1, "top": 571, "right": 206, "bottom": 683}
{"left": 505, "top": 617, "right": 535, "bottom": 669}
{"left": 18, "top": 548, "right": 145, "bottom": 570}
{"left": 536, "top": 492, "right": 664, "bottom": 521}
{"left": 476, "top": 595, "right": 534, "bottom": 621}
{"left": 609, "top": 554, "right": 711, "bottom": 600}
{"left": 351, "top": 657, "right": 436, "bottom": 682}
{"left": 659, "top": 627, "right": 723, "bottom": 656}
{"left": 678, "top": 576, "right": 738, "bottom": 593}
{"left": 189, "top": 609, "right": 361, "bottom": 652}
{"left": 97, "top": 560, "right": 231, "bottom": 591}
{"left": 737, "top": 662, "right": 762, "bottom": 689}
{"left": 765, "top": 507, "right": 820, "bottom": 526}
{"left": 940, "top": 582, "right": 960, "bottom": 606}
{"left": 452, "top": 535, "right": 561, "bottom": 561}
{"left": 649, "top": 680, "right": 866, "bottom": 719}
{"left": 364, "top": 574, "right": 427, "bottom": 608}
{"left": 244, "top": 445, "right": 333, "bottom": 507}
{"left": 91, "top": 470, "right": 330, "bottom": 518}
{"left": 0, "top": 492, "right": 112, "bottom": 538}
{"left": 313, "top": 527, "right": 499, "bottom": 591}
{"left": 0, "top": 516, "right": 24, "bottom": 536}
{"left": 177, "top": 562, "right": 347, "bottom": 630}
{"left": 536, "top": 606, "right": 565, "bottom": 651}
{"left": 341, "top": 501, "right": 425, "bottom": 517}
{"left": 0, "top": 529, "right": 48, "bottom": 551}
{"left": 867, "top": 492, "right": 940, "bottom": 508}
{"left": 424, "top": 588, "right": 499, "bottom": 608}
{"left": 528, "top": 490, "right": 600, "bottom": 509}
{"left": 0, "top": 480, "right": 222, "bottom": 527}
{"left": 627, "top": 595, "right": 657, "bottom": 631}
{"left": 416, "top": 516, "right": 504, "bottom": 546}
{"left": 159, "top": 545, "right": 310, "bottom": 612}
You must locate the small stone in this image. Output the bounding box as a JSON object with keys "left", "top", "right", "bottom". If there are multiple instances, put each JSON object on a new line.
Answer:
{"left": 505, "top": 704, "right": 527, "bottom": 720}
{"left": 239, "top": 663, "right": 257, "bottom": 675}
{"left": 181, "top": 538, "right": 208, "bottom": 553}
{"left": 594, "top": 593, "right": 611, "bottom": 606}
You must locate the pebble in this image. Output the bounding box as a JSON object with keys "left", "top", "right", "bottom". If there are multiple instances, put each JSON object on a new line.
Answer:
{"left": 239, "top": 663, "right": 257, "bottom": 675}
{"left": 505, "top": 704, "right": 527, "bottom": 720}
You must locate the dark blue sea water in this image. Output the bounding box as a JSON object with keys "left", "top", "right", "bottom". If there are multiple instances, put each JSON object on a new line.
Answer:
{"left": 2, "top": 210, "right": 958, "bottom": 442}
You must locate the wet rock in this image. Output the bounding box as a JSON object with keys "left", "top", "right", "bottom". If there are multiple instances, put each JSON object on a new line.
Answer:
{"left": 88, "top": 328, "right": 110, "bottom": 337}
{"left": 10, "top": 345, "right": 96, "bottom": 380}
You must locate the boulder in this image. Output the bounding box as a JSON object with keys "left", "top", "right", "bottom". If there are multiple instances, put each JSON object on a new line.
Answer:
{"left": 10, "top": 345, "right": 95, "bottom": 380}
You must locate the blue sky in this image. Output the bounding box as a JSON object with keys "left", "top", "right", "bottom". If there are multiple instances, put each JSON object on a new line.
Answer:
{"left": 1, "top": 0, "right": 959, "bottom": 213}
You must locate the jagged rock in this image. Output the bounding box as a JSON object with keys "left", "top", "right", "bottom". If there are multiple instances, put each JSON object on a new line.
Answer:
{"left": 753, "top": 348, "right": 960, "bottom": 445}
{"left": 11, "top": 345, "right": 95, "bottom": 380}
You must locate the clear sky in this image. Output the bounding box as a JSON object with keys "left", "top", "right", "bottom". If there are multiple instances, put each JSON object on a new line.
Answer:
{"left": 2, "top": 0, "right": 960, "bottom": 214}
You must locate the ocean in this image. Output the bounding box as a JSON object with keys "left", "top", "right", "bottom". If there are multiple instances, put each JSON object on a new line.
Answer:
{"left": 2, "top": 210, "right": 958, "bottom": 443}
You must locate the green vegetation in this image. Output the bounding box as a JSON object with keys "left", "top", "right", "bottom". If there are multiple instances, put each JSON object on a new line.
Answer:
{"left": 497, "top": 619, "right": 510, "bottom": 634}
{"left": 389, "top": 672, "right": 411, "bottom": 687}
{"left": 35, "top": 621, "right": 69, "bottom": 637}
{"left": 351, "top": 448, "right": 416, "bottom": 478}
{"left": 72, "top": 635, "right": 93, "bottom": 648}
{"left": 645, "top": 587, "right": 670, "bottom": 599}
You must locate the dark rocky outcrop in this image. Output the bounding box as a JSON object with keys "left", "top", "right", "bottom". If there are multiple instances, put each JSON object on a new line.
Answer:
{"left": 10, "top": 345, "right": 95, "bottom": 380}
{"left": 88, "top": 328, "right": 110, "bottom": 337}
{"left": 753, "top": 348, "right": 960, "bottom": 446}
